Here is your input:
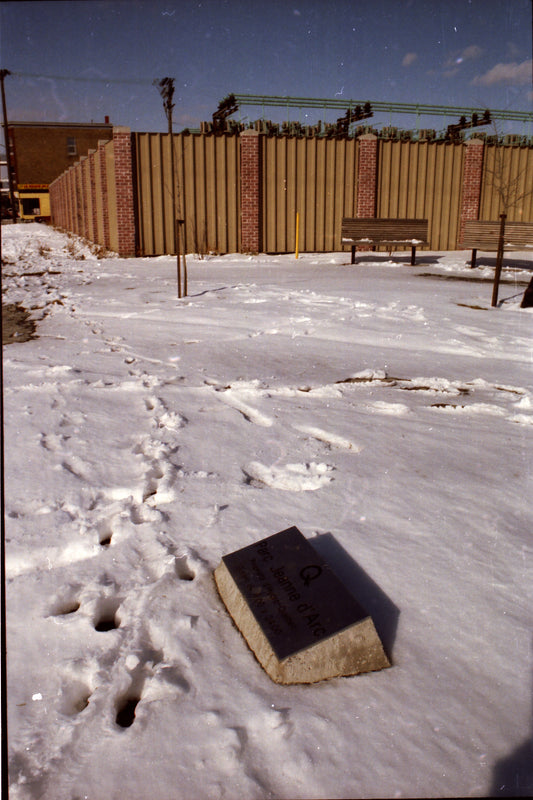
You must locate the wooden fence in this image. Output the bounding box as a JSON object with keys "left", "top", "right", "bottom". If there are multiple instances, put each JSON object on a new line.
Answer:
{"left": 51, "top": 127, "right": 533, "bottom": 257}
{"left": 133, "top": 132, "right": 240, "bottom": 257}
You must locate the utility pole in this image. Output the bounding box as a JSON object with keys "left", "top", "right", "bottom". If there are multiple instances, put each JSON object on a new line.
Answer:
{"left": 154, "top": 77, "right": 187, "bottom": 296}
{"left": 153, "top": 77, "right": 177, "bottom": 249}
{"left": 0, "top": 64, "right": 12, "bottom": 800}
{"left": 153, "top": 76, "right": 175, "bottom": 136}
{"left": 0, "top": 68, "right": 18, "bottom": 222}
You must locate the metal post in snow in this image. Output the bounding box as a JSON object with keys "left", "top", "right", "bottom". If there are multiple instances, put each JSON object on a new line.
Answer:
{"left": 491, "top": 213, "right": 507, "bottom": 307}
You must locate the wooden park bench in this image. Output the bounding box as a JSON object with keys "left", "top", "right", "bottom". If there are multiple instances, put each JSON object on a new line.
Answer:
{"left": 341, "top": 218, "right": 429, "bottom": 265}
{"left": 459, "top": 220, "right": 533, "bottom": 267}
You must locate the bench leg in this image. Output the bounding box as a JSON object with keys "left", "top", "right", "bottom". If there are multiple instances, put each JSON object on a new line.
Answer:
{"left": 410, "top": 246, "right": 416, "bottom": 265}
{"left": 470, "top": 249, "right": 477, "bottom": 268}
{"left": 351, "top": 245, "right": 355, "bottom": 264}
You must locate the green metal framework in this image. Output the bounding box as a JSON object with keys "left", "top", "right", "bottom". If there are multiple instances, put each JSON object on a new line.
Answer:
{"left": 232, "top": 94, "right": 533, "bottom": 125}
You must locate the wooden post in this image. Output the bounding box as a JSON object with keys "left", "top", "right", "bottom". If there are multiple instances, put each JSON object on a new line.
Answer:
{"left": 182, "top": 235, "right": 188, "bottom": 297}
{"left": 176, "top": 219, "right": 187, "bottom": 298}
{"left": 491, "top": 213, "right": 507, "bottom": 308}
{"left": 176, "top": 219, "right": 182, "bottom": 298}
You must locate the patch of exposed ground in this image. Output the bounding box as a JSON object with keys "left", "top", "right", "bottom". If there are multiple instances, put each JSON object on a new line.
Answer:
{"left": 2, "top": 303, "right": 37, "bottom": 344}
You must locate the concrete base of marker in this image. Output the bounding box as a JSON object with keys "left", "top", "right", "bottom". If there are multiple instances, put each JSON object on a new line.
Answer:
{"left": 214, "top": 560, "right": 391, "bottom": 685}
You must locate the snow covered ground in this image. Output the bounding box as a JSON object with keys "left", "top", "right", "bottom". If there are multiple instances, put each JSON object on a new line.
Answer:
{"left": 2, "top": 223, "right": 532, "bottom": 799}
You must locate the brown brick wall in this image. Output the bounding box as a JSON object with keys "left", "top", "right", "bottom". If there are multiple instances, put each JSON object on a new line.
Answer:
{"left": 240, "top": 130, "right": 262, "bottom": 253}
{"left": 50, "top": 127, "right": 136, "bottom": 257}
{"left": 9, "top": 123, "right": 112, "bottom": 186}
{"left": 112, "top": 128, "right": 136, "bottom": 257}
{"left": 458, "top": 138, "right": 485, "bottom": 244}
{"left": 356, "top": 134, "right": 378, "bottom": 218}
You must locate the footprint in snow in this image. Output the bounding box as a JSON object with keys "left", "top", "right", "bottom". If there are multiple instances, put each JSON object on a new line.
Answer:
{"left": 58, "top": 679, "right": 93, "bottom": 716}
{"left": 93, "top": 596, "right": 122, "bottom": 632}
{"left": 58, "top": 660, "right": 99, "bottom": 717}
{"left": 296, "top": 425, "right": 364, "bottom": 452}
{"left": 244, "top": 461, "right": 334, "bottom": 491}
{"left": 48, "top": 588, "right": 82, "bottom": 618}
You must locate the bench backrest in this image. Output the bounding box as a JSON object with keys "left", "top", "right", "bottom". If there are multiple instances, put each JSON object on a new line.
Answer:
{"left": 342, "top": 218, "right": 428, "bottom": 242}
{"left": 461, "top": 220, "right": 533, "bottom": 248}
{"left": 504, "top": 221, "right": 533, "bottom": 246}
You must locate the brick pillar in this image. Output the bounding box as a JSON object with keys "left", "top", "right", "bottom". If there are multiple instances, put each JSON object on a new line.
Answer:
{"left": 240, "top": 129, "right": 262, "bottom": 253}
{"left": 59, "top": 176, "right": 66, "bottom": 229}
{"left": 79, "top": 156, "right": 89, "bottom": 239}
{"left": 66, "top": 168, "right": 74, "bottom": 232}
{"left": 458, "top": 138, "right": 485, "bottom": 246}
{"left": 88, "top": 149, "right": 97, "bottom": 243}
{"left": 357, "top": 134, "right": 378, "bottom": 218}
{"left": 74, "top": 164, "right": 82, "bottom": 236}
{"left": 98, "top": 139, "right": 110, "bottom": 248}
{"left": 113, "top": 127, "right": 136, "bottom": 257}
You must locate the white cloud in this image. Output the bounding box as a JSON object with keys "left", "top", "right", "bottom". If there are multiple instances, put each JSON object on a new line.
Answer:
{"left": 402, "top": 52, "right": 417, "bottom": 67}
{"left": 461, "top": 45, "right": 483, "bottom": 61}
{"left": 444, "top": 44, "right": 483, "bottom": 69}
{"left": 471, "top": 59, "right": 533, "bottom": 86}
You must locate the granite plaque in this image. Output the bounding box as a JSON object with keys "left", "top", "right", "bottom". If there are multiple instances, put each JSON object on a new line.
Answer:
{"left": 214, "top": 527, "right": 391, "bottom": 684}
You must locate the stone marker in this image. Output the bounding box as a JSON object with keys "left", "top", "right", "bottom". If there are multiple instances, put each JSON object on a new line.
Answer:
{"left": 214, "top": 526, "right": 391, "bottom": 684}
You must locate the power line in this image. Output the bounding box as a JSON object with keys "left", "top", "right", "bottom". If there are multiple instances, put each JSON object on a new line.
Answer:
{"left": 11, "top": 71, "right": 154, "bottom": 86}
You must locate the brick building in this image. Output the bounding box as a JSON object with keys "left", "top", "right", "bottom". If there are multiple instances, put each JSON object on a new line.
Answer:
{"left": 8, "top": 119, "right": 112, "bottom": 220}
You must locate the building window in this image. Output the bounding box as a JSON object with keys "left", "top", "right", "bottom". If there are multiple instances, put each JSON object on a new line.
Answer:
{"left": 22, "top": 197, "right": 41, "bottom": 215}
{"left": 67, "top": 137, "right": 77, "bottom": 156}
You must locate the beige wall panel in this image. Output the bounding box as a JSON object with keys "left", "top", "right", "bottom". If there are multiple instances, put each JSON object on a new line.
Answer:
{"left": 192, "top": 135, "right": 207, "bottom": 254}
{"left": 174, "top": 134, "right": 186, "bottom": 228}
{"left": 164, "top": 134, "right": 178, "bottom": 252}
{"left": 263, "top": 136, "right": 277, "bottom": 252}
{"left": 447, "top": 144, "right": 464, "bottom": 249}
{"left": 262, "top": 136, "right": 360, "bottom": 253}
{"left": 342, "top": 138, "right": 358, "bottom": 222}
{"left": 213, "top": 136, "right": 227, "bottom": 253}
{"left": 303, "top": 138, "right": 316, "bottom": 251}
{"left": 314, "top": 139, "right": 327, "bottom": 251}
{"left": 480, "top": 145, "right": 533, "bottom": 222}
{"left": 295, "top": 137, "right": 307, "bottom": 253}
{"left": 225, "top": 135, "right": 240, "bottom": 253}
{"left": 277, "top": 138, "right": 289, "bottom": 251}
{"left": 398, "top": 142, "right": 412, "bottom": 217}
{"left": 377, "top": 139, "right": 464, "bottom": 251}
{"left": 134, "top": 132, "right": 240, "bottom": 257}
{"left": 182, "top": 135, "right": 196, "bottom": 256}
{"left": 414, "top": 143, "right": 429, "bottom": 219}
{"left": 430, "top": 144, "right": 446, "bottom": 249}
{"left": 149, "top": 135, "right": 165, "bottom": 254}
{"left": 324, "top": 140, "right": 335, "bottom": 252}
{"left": 134, "top": 134, "right": 152, "bottom": 254}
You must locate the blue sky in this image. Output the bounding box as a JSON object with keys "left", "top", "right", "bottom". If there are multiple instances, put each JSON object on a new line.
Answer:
{"left": 1, "top": 0, "right": 532, "bottom": 135}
